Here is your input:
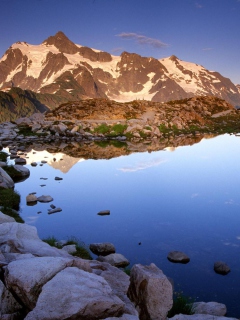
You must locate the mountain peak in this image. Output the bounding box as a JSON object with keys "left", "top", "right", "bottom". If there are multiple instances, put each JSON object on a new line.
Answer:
{"left": 43, "top": 31, "right": 79, "bottom": 54}
{"left": 169, "top": 55, "right": 179, "bottom": 61}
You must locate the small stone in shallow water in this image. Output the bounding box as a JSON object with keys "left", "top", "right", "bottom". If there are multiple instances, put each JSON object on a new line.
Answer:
{"left": 214, "top": 261, "right": 230, "bottom": 275}
{"left": 31, "top": 162, "right": 37, "bottom": 167}
{"left": 55, "top": 177, "right": 63, "bottom": 181}
{"left": 48, "top": 208, "right": 62, "bottom": 214}
{"left": 50, "top": 204, "right": 56, "bottom": 209}
{"left": 37, "top": 195, "right": 53, "bottom": 203}
{"left": 167, "top": 251, "right": 190, "bottom": 264}
{"left": 41, "top": 160, "right": 47, "bottom": 164}
{"left": 97, "top": 210, "right": 110, "bottom": 216}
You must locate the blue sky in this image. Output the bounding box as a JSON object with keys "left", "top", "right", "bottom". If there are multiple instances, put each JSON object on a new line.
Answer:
{"left": 1, "top": 0, "right": 240, "bottom": 84}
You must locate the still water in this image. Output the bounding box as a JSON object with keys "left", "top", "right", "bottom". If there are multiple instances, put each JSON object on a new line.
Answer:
{"left": 13, "top": 134, "right": 240, "bottom": 317}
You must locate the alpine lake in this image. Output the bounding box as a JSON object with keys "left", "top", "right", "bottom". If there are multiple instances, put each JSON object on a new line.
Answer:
{"left": 5, "top": 133, "right": 240, "bottom": 318}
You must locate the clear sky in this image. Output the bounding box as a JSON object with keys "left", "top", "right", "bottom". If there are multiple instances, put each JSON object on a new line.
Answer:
{"left": 1, "top": 0, "right": 240, "bottom": 84}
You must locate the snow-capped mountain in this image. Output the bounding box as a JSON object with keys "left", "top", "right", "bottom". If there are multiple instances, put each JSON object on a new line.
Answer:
{"left": 0, "top": 31, "right": 240, "bottom": 106}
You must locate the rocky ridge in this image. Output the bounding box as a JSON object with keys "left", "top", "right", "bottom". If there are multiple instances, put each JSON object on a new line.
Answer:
{"left": 1, "top": 31, "right": 240, "bottom": 111}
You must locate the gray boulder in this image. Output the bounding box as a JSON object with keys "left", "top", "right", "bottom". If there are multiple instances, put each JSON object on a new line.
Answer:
{"left": 0, "top": 167, "right": 14, "bottom": 189}
{"left": 127, "top": 263, "right": 173, "bottom": 320}
{"left": 192, "top": 301, "right": 227, "bottom": 316}
{"left": 90, "top": 242, "right": 116, "bottom": 256}
{"left": 26, "top": 194, "right": 38, "bottom": 203}
{"left": 167, "top": 251, "right": 190, "bottom": 264}
{"left": 14, "top": 157, "right": 26, "bottom": 165}
{"left": 0, "top": 222, "right": 69, "bottom": 257}
{"left": 97, "top": 253, "right": 130, "bottom": 268}
{"left": 25, "top": 267, "right": 125, "bottom": 320}
{"left": 62, "top": 244, "right": 77, "bottom": 254}
{"left": 37, "top": 195, "right": 53, "bottom": 203}
{"left": 91, "top": 260, "right": 138, "bottom": 317}
{"left": 5, "top": 257, "right": 73, "bottom": 309}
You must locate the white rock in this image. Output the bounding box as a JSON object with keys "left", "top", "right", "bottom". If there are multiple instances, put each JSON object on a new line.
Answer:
{"left": 5, "top": 257, "right": 73, "bottom": 309}
{"left": 97, "top": 253, "right": 130, "bottom": 267}
{"left": 128, "top": 263, "right": 173, "bottom": 320}
{"left": 0, "top": 211, "right": 15, "bottom": 224}
{"left": 62, "top": 244, "right": 77, "bottom": 254}
{"left": 25, "top": 267, "right": 125, "bottom": 320}
{"left": 0, "top": 222, "right": 69, "bottom": 257}
{"left": 192, "top": 302, "right": 227, "bottom": 316}
{"left": 0, "top": 167, "right": 14, "bottom": 189}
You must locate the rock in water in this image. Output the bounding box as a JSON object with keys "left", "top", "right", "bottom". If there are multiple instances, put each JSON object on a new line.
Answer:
{"left": 167, "top": 251, "right": 190, "bottom": 264}
{"left": 97, "top": 253, "right": 129, "bottom": 268}
{"left": 0, "top": 167, "right": 14, "bottom": 189}
{"left": 90, "top": 242, "right": 115, "bottom": 256}
{"left": 97, "top": 210, "right": 110, "bottom": 216}
{"left": 214, "top": 261, "right": 230, "bottom": 275}
{"left": 192, "top": 301, "right": 227, "bottom": 316}
{"left": 37, "top": 195, "right": 53, "bottom": 203}
{"left": 127, "top": 263, "right": 173, "bottom": 320}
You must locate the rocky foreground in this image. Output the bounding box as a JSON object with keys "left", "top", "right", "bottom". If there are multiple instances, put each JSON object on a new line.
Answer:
{"left": 0, "top": 211, "right": 239, "bottom": 320}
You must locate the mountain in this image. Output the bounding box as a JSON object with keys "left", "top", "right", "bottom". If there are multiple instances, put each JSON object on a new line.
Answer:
{"left": 0, "top": 31, "right": 240, "bottom": 108}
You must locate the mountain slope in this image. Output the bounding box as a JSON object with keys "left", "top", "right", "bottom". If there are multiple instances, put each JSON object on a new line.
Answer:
{"left": 0, "top": 31, "right": 240, "bottom": 107}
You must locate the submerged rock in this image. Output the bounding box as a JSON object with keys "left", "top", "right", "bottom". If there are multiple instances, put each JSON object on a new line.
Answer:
{"left": 97, "top": 253, "right": 129, "bottom": 268}
{"left": 90, "top": 242, "right": 116, "bottom": 256}
{"left": 167, "top": 251, "right": 190, "bottom": 264}
{"left": 214, "top": 261, "right": 230, "bottom": 275}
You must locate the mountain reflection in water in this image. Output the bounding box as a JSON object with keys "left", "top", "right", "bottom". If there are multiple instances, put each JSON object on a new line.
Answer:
{"left": 10, "top": 133, "right": 240, "bottom": 317}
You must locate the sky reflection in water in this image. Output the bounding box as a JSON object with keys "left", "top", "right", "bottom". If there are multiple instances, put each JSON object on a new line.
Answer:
{"left": 15, "top": 134, "right": 240, "bottom": 317}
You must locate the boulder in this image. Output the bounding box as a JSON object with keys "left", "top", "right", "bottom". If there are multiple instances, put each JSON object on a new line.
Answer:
{"left": 127, "top": 263, "right": 173, "bottom": 320}
{"left": 0, "top": 222, "right": 69, "bottom": 257}
{"left": 31, "top": 162, "right": 38, "bottom": 167}
{"left": 62, "top": 244, "right": 77, "bottom": 254}
{"left": 0, "top": 167, "right": 14, "bottom": 189}
{"left": 14, "top": 157, "right": 26, "bottom": 165}
{"left": 5, "top": 257, "right": 73, "bottom": 309}
{"left": 25, "top": 267, "right": 125, "bottom": 320}
{"left": 90, "top": 260, "right": 138, "bottom": 317}
{"left": 167, "top": 251, "right": 190, "bottom": 264}
{"left": 192, "top": 301, "right": 227, "bottom": 316}
{"left": 15, "top": 117, "right": 32, "bottom": 126}
{"left": 90, "top": 242, "right": 116, "bottom": 256}
{"left": 0, "top": 279, "right": 23, "bottom": 318}
{"left": 48, "top": 207, "right": 62, "bottom": 214}
{"left": 26, "top": 194, "right": 38, "bottom": 203}
{"left": 214, "top": 261, "right": 230, "bottom": 275}
{"left": 0, "top": 211, "right": 15, "bottom": 224}
{"left": 7, "top": 164, "right": 30, "bottom": 182}
{"left": 37, "top": 195, "right": 53, "bottom": 203}
{"left": 97, "top": 253, "right": 130, "bottom": 268}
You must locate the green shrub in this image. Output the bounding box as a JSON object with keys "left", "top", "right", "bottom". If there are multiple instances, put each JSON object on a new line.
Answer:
{"left": 110, "top": 124, "right": 127, "bottom": 136}
{"left": 0, "top": 151, "right": 8, "bottom": 162}
{"left": 94, "top": 124, "right": 110, "bottom": 134}
{"left": 42, "top": 236, "right": 92, "bottom": 260}
{"left": 0, "top": 188, "right": 21, "bottom": 211}
{"left": 0, "top": 206, "right": 24, "bottom": 223}
{"left": 167, "top": 293, "right": 194, "bottom": 318}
